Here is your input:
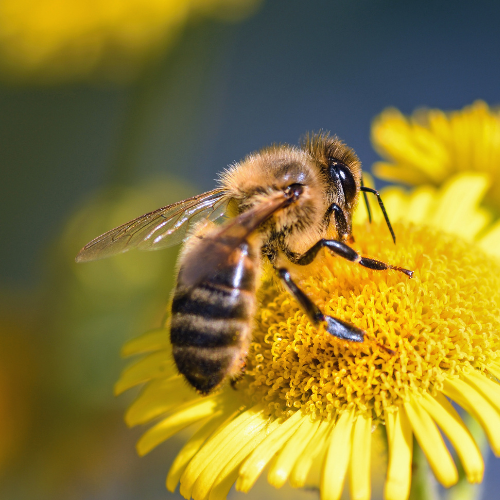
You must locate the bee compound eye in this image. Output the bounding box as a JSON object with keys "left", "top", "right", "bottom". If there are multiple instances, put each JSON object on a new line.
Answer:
{"left": 329, "top": 161, "right": 357, "bottom": 205}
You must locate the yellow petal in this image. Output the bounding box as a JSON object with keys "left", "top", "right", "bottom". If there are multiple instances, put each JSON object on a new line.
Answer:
{"left": 209, "top": 418, "right": 283, "bottom": 500}
{"left": 488, "top": 363, "right": 500, "bottom": 380}
{"left": 126, "top": 376, "right": 197, "bottom": 426}
{"left": 321, "top": 409, "right": 354, "bottom": 500}
{"left": 304, "top": 439, "right": 330, "bottom": 489}
{"left": 120, "top": 328, "right": 170, "bottom": 357}
{"left": 384, "top": 408, "right": 412, "bottom": 500}
{"left": 180, "top": 404, "right": 265, "bottom": 499}
{"left": 289, "top": 419, "right": 332, "bottom": 488}
{"left": 267, "top": 415, "right": 321, "bottom": 488}
{"left": 406, "top": 186, "right": 436, "bottom": 225}
{"left": 478, "top": 220, "right": 500, "bottom": 257}
{"left": 167, "top": 412, "right": 232, "bottom": 492}
{"left": 420, "top": 392, "right": 483, "bottom": 483}
{"left": 404, "top": 399, "right": 458, "bottom": 487}
{"left": 192, "top": 416, "right": 274, "bottom": 500}
{"left": 348, "top": 413, "right": 372, "bottom": 500}
{"left": 430, "top": 173, "right": 491, "bottom": 239}
{"left": 137, "top": 395, "right": 223, "bottom": 456}
{"left": 236, "top": 409, "right": 304, "bottom": 493}
{"left": 372, "top": 108, "right": 450, "bottom": 181}
{"left": 462, "top": 369, "right": 500, "bottom": 414}
{"left": 114, "top": 349, "right": 175, "bottom": 395}
{"left": 374, "top": 187, "right": 409, "bottom": 225}
{"left": 443, "top": 377, "right": 500, "bottom": 456}
{"left": 373, "top": 162, "right": 431, "bottom": 185}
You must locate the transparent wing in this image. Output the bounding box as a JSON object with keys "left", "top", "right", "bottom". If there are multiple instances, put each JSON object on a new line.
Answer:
{"left": 76, "top": 188, "right": 229, "bottom": 262}
{"left": 180, "top": 191, "right": 291, "bottom": 287}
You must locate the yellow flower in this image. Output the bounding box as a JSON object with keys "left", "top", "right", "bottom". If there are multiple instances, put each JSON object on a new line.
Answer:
{"left": 371, "top": 101, "right": 500, "bottom": 216}
{"left": 0, "top": 0, "right": 260, "bottom": 83}
{"left": 116, "top": 172, "right": 500, "bottom": 500}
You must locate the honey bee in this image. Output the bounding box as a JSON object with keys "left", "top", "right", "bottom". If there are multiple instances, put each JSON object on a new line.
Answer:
{"left": 76, "top": 132, "right": 413, "bottom": 394}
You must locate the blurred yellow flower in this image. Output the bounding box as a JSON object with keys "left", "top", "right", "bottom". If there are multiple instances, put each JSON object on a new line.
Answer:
{"left": 372, "top": 101, "right": 500, "bottom": 215}
{"left": 116, "top": 172, "right": 500, "bottom": 500}
{"left": 0, "top": 0, "right": 260, "bottom": 83}
{"left": 353, "top": 171, "right": 500, "bottom": 260}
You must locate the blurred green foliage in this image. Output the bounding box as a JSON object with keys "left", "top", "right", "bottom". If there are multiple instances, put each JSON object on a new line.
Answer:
{"left": 1, "top": 178, "right": 194, "bottom": 499}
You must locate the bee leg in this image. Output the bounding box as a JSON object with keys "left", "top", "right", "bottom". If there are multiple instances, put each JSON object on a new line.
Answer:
{"left": 277, "top": 268, "right": 395, "bottom": 353}
{"left": 290, "top": 239, "right": 413, "bottom": 278}
{"left": 276, "top": 268, "right": 364, "bottom": 343}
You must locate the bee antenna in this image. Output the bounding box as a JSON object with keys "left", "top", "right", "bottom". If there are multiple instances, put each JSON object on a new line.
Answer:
{"left": 360, "top": 177, "right": 372, "bottom": 223}
{"left": 360, "top": 186, "right": 396, "bottom": 244}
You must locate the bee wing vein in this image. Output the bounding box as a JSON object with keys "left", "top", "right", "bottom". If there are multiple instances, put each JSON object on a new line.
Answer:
{"left": 76, "top": 188, "right": 228, "bottom": 262}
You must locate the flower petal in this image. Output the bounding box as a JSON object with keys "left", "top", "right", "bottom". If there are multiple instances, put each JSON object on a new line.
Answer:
{"left": 373, "top": 187, "right": 409, "bottom": 225}
{"left": 126, "top": 376, "right": 197, "bottom": 426}
{"left": 462, "top": 369, "right": 500, "bottom": 414}
{"left": 192, "top": 417, "right": 276, "bottom": 500}
{"left": 404, "top": 399, "right": 458, "bottom": 487}
{"left": 120, "top": 328, "right": 170, "bottom": 357}
{"left": 208, "top": 417, "right": 284, "bottom": 500}
{"left": 384, "top": 408, "right": 412, "bottom": 500}
{"left": 420, "top": 392, "right": 483, "bottom": 483}
{"left": 166, "top": 412, "right": 233, "bottom": 493}
{"left": 479, "top": 221, "right": 500, "bottom": 258}
{"left": 373, "top": 162, "right": 431, "bottom": 185}
{"left": 114, "top": 349, "right": 175, "bottom": 395}
{"left": 348, "top": 413, "right": 372, "bottom": 500}
{"left": 289, "top": 418, "right": 332, "bottom": 488}
{"left": 430, "top": 173, "right": 491, "bottom": 240}
{"left": 371, "top": 107, "right": 450, "bottom": 181}
{"left": 179, "top": 404, "right": 266, "bottom": 499}
{"left": 267, "top": 415, "right": 321, "bottom": 488}
{"left": 136, "top": 394, "right": 227, "bottom": 456}
{"left": 236, "top": 409, "right": 304, "bottom": 493}
{"left": 321, "top": 409, "right": 354, "bottom": 500}
{"left": 406, "top": 186, "right": 436, "bottom": 225}
{"left": 488, "top": 363, "right": 500, "bottom": 381}
{"left": 443, "top": 377, "right": 500, "bottom": 456}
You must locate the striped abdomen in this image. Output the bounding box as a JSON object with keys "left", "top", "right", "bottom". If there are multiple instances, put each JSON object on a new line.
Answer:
{"left": 170, "top": 241, "right": 257, "bottom": 394}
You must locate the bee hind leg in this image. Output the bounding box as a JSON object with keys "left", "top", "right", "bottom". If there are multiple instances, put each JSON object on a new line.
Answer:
{"left": 276, "top": 268, "right": 364, "bottom": 342}
{"left": 276, "top": 268, "right": 394, "bottom": 354}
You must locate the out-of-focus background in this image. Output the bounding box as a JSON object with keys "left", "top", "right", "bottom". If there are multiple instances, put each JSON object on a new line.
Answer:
{"left": 1, "top": 1, "right": 499, "bottom": 499}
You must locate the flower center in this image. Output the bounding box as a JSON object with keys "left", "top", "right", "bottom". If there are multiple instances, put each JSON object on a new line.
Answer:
{"left": 242, "top": 221, "right": 500, "bottom": 421}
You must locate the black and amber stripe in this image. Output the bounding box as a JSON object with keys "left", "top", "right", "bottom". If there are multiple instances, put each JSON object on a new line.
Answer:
{"left": 170, "top": 345, "right": 242, "bottom": 394}
{"left": 170, "top": 243, "right": 257, "bottom": 394}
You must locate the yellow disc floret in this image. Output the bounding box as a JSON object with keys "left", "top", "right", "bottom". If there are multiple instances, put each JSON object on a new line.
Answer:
{"left": 244, "top": 221, "right": 500, "bottom": 421}
{"left": 117, "top": 208, "right": 500, "bottom": 500}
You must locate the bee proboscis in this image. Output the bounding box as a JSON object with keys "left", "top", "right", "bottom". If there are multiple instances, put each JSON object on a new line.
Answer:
{"left": 76, "top": 132, "right": 413, "bottom": 394}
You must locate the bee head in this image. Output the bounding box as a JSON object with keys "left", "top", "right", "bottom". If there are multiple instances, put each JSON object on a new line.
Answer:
{"left": 219, "top": 134, "right": 363, "bottom": 242}
{"left": 301, "top": 132, "right": 362, "bottom": 240}
{"left": 302, "top": 132, "right": 362, "bottom": 206}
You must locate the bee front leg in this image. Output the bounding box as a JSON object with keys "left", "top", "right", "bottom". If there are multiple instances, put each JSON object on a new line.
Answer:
{"left": 289, "top": 239, "right": 413, "bottom": 278}
{"left": 276, "top": 268, "right": 365, "bottom": 343}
